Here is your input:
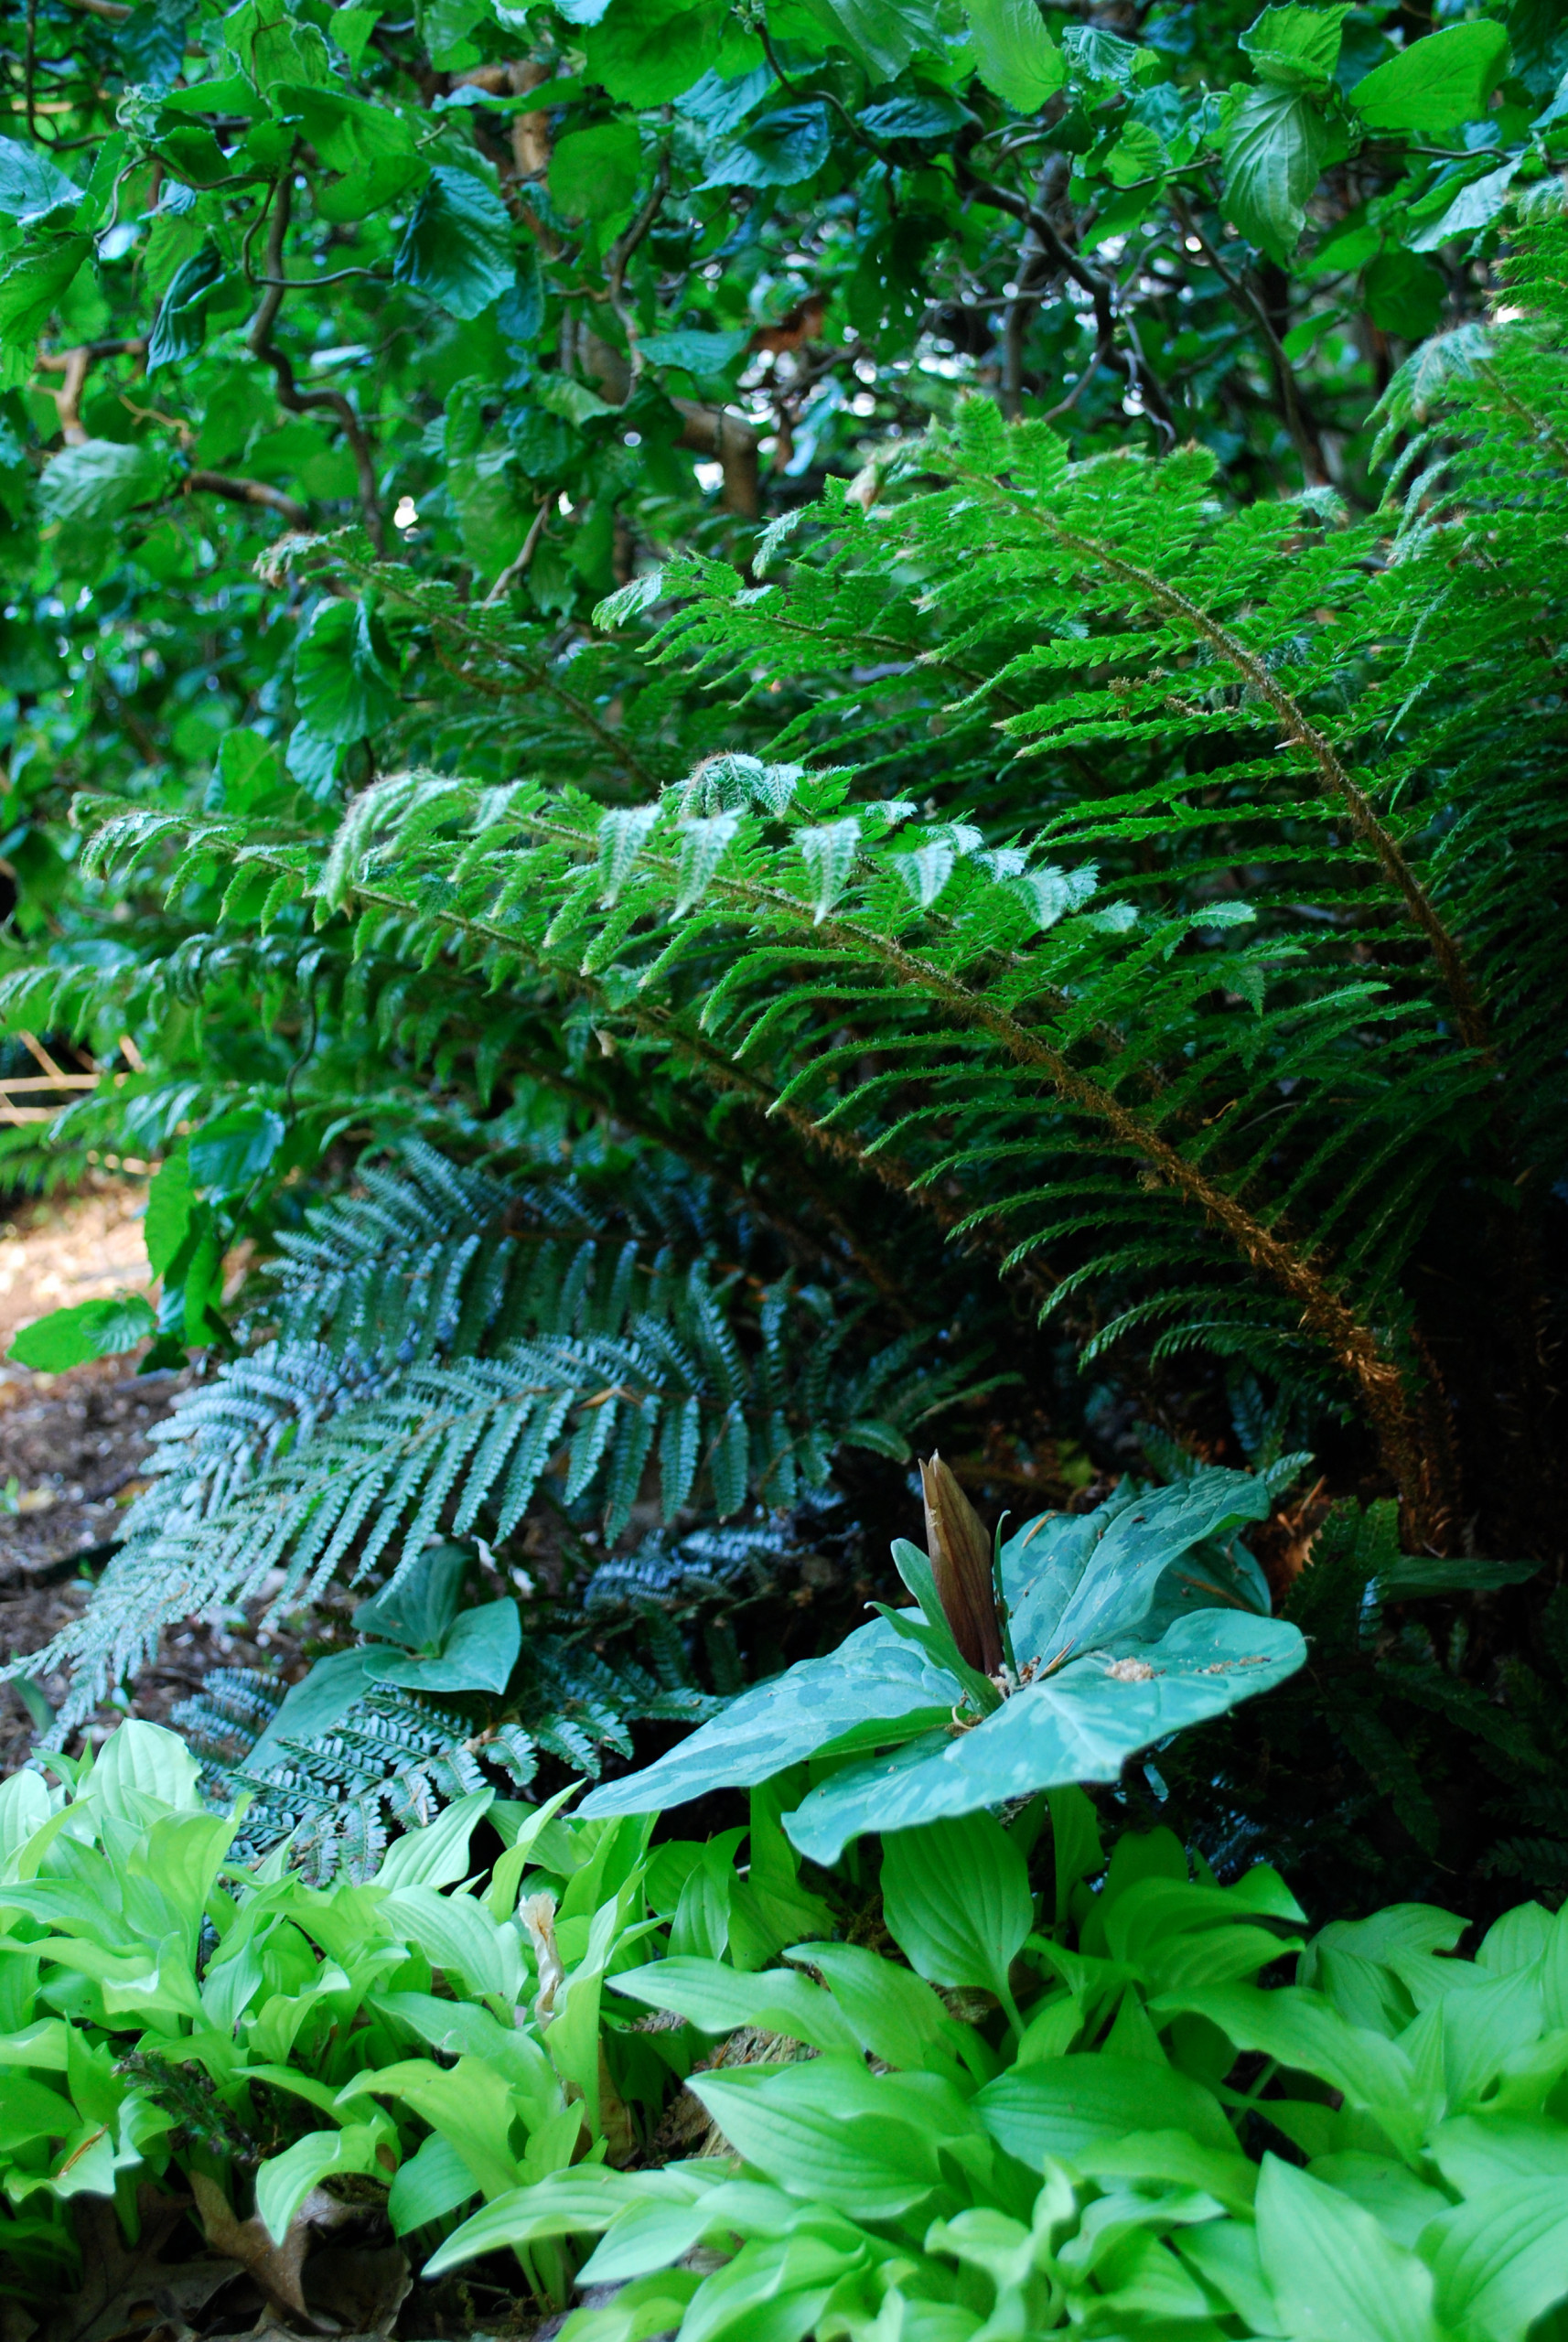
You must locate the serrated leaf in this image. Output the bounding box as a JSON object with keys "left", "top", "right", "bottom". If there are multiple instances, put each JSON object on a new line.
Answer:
{"left": 1351, "top": 22, "right": 1509, "bottom": 135}
{"left": 1221, "top": 84, "right": 1327, "bottom": 262}
{"left": 964, "top": 0, "right": 1065, "bottom": 111}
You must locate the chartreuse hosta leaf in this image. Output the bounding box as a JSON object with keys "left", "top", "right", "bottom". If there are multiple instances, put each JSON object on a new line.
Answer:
{"left": 582, "top": 1466, "right": 1305, "bottom": 1862}
{"left": 428, "top": 1810, "right": 1568, "bottom": 2342}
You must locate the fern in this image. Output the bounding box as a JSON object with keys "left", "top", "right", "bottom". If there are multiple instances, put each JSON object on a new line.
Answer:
{"left": 14, "top": 1143, "right": 986, "bottom": 1729}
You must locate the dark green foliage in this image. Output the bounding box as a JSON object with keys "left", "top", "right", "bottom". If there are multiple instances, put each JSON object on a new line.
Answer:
{"left": 1166, "top": 1499, "right": 1568, "bottom": 1918}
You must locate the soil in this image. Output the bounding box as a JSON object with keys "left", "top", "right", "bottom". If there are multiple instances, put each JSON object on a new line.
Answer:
{"left": 0, "top": 1180, "right": 306, "bottom": 1771}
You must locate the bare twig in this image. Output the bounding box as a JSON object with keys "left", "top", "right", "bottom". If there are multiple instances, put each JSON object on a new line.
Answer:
{"left": 1169, "top": 191, "right": 1326, "bottom": 483}
{"left": 246, "top": 175, "right": 385, "bottom": 551}
{"left": 959, "top": 163, "right": 1177, "bottom": 445}
{"left": 186, "top": 471, "right": 311, "bottom": 531}
{"left": 481, "top": 494, "right": 550, "bottom": 604}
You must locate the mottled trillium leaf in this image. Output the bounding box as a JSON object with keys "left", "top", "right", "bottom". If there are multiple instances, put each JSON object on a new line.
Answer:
{"left": 581, "top": 1466, "right": 1304, "bottom": 1855}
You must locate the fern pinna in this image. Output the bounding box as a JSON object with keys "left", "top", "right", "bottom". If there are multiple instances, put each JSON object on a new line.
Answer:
{"left": 10, "top": 1144, "right": 986, "bottom": 1729}
{"left": 19, "top": 219, "right": 1568, "bottom": 1596}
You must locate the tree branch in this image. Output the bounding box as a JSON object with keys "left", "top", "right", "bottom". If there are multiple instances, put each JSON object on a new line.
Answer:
{"left": 186, "top": 471, "right": 311, "bottom": 531}
{"left": 246, "top": 177, "right": 385, "bottom": 552}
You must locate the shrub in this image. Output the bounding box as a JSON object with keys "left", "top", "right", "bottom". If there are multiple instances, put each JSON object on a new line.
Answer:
{"left": 433, "top": 1796, "right": 1568, "bottom": 2342}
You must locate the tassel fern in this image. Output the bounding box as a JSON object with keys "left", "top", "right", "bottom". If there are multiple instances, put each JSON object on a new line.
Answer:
{"left": 14, "top": 1144, "right": 987, "bottom": 1729}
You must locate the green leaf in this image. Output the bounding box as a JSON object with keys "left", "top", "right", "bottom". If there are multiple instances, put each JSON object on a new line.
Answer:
{"left": 880, "top": 1811, "right": 1032, "bottom": 2005}
{"left": 583, "top": 0, "right": 725, "bottom": 104}
{"left": 1351, "top": 23, "right": 1510, "bottom": 135}
{"left": 9, "top": 1295, "right": 157, "bottom": 1372}
{"left": 364, "top": 1597, "right": 521, "bottom": 1693}
{"left": 1240, "top": 6, "right": 1348, "bottom": 91}
{"left": 783, "top": 1939, "right": 958, "bottom": 2070}
{"left": 374, "top": 1788, "right": 495, "bottom": 1888}
{"left": 963, "top": 0, "right": 1065, "bottom": 111}
{"left": 0, "top": 232, "right": 91, "bottom": 355}
{"left": 639, "top": 328, "right": 751, "bottom": 373}
{"left": 703, "top": 105, "right": 832, "bottom": 190}
{"left": 189, "top": 1103, "right": 285, "bottom": 1190}
{"left": 88, "top": 1718, "right": 202, "bottom": 1815}
{"left": 809, "top": 0, "right": 944, "bottom": 81}
{"left": 691, "top": 2057, "right": 973, "bottom": 2220}
{"left": 785, "top": 1612, "right": 1304, "bottom": 1864}
{"left": 0, "top": 137, "right": 81, "bottom": 223}
{"left": 975, "top": 2054, "right": 1237, "bottom": 2163}
{"left": 1425, "top": 2179, "right": 1568, "bottom": 2342}
{"left": 394, "top": 164, "right": 514, "bottom": 317}
{"left": 388, "top": 2133, "right": 478, "bottom": 2236}
{"left": 549, "top": 122, "right": 642, "bottom": 220}
{"left": 144, "top": 1154, "right": 195, "bottom": 1279}
{"left": 1407, "top": 161, "right": 1520, "bottom": 251}
{"left": 274, "top": 84, "right": 417, "bottom": 171}
{"left": 356, "top": 1542, "right": 469, "bottom": 1652}
{"left": 255, "top": 2123, "right": 388, "bottom": 2246}
{"left": 147, "top": 242, "right": 221, "bottom": 372}
{"left": 245, "top": 1649, "right": 378, "bottom": 1773}
{"left": 38, "top": 438, "right": 166, "bottom": 535}
{"left": 294, "top": 600, "right": 398, "bottom": 744}
{"left": 609, "top": 1957, "right": 862, "bottom": 2053}
{"left": 1255, "top": 2155, "right": 1442, "bottom": 2342}
{"left": 1221, "top": 84, "right": 1327, "bottom": 260}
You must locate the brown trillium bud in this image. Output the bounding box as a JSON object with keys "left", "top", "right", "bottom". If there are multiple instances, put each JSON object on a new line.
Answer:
{"left": 920, "top": 1453, "right": 1004, "bottom": 1677}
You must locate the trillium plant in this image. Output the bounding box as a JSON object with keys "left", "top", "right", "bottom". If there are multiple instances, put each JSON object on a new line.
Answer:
{"left": 585, "top": 1463, "right": 1305, "bottom": 1861}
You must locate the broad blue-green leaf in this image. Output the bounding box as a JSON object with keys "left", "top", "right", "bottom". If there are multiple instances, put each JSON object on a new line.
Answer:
{"left": 1221, "top": 84, "right": 1327, "bottom": 260}
{"left": 356, "top": 1542, "right": 468, "bottom": 1653}
{"left": 1255, "top": 2155, "right": 1442, "bottom": 2342}
{"left": 394, "top": 164, "right": 513, "bottom": 317}
{"left": 245, "top": 1649, "right": 378, "bottom": 1774}
{"left": 963, "top": 0, "right": 1064, "bottom": 110}
{"left": 785, "top": 1612, "right": 1304, "bottom": 1864}
{"left": 10, "top": 1295, "right": 156, "bottom": 1372}
{"left": 0, "top": 137, "right": 80, "bottom": 222}
{"left": 1351, "top": 22, "right": 1509, "bottom": 135}
{"left": 363, "top": 1597, "right": 521, "bottom": 1693}
{"left": 578, "top": 1613, "right": 954, "bottom": 1818}
{"left": 585, "top": 1471, "right": 1301, "bottom": 1857}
